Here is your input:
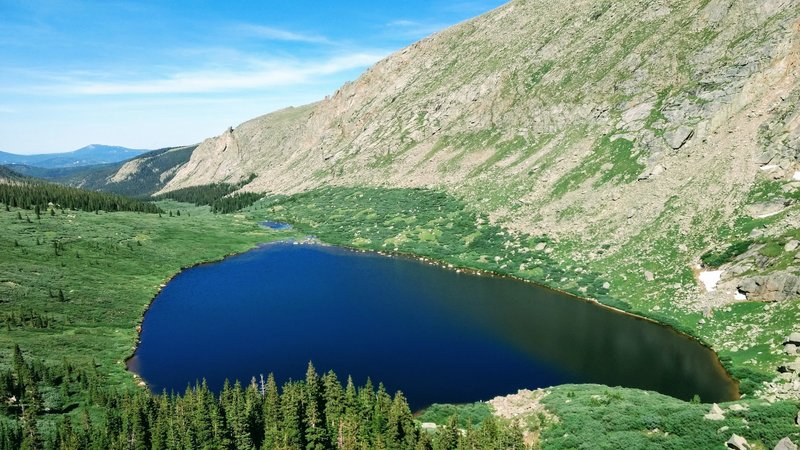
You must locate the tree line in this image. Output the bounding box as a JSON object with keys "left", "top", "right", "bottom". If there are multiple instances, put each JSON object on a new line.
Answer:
{"left": 0, "top": 182, "right": 162, "bottom": 214}
{"left": 153, "top": 174, "right": 262, "bottom": 214}
{"left": 0, "top": 347, "right": 525, "bottom": 449}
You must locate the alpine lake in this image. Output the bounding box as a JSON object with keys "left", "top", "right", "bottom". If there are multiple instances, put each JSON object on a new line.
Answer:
{"left": 128, "top": 238, "right": 737, "bottom": 410}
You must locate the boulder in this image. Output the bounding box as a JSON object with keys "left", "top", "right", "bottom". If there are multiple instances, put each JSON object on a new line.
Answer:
{"left": 421, "top": 422, "right": 437, "bottom": 431}
{"left": 786, "top": 343, "right": 798, "bottom": 355}
{"left": 775, "top": 437, "right": 797, "bottom": 450}
{"left": 786, "top": 332, "right": 800, "bottom": 345}
{"left": 726, "top": 434, "right": 751, "bottom": 450}
{"left": 645, "top": 271, "right": 655, "bottom": 281}
{"left": 786, "top": 240, "right": 800, "bottom": 252}
{"left": 778, "top": 358, "right": 800, "bottom": 373}
{"left": 665, "top": 126, "right": 694, "bottom": 149}
{"left": 705, "top": 403, "right": 725, "bottom": 420}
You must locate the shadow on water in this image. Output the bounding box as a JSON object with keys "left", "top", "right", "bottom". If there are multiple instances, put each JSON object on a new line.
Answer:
{"left": 128, "top": 242, "right": 738, "bottom": 410}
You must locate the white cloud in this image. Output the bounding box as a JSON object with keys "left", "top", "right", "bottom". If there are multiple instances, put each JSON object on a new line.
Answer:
{"left": 39, "top": 52, "right": 389, "bottom": 96}
{"left": 236, "top": 24, "right": 332, "bottom": 44}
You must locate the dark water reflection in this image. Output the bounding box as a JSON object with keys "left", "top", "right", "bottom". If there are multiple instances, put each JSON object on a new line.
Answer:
{"left": 129, "top": 242, "right": 737, "bottom": 409}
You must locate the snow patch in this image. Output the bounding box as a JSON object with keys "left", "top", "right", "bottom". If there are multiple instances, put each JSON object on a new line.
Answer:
{"left": 793, "top": 171, "right": 800, "bottom": 181}
{"left": 760, "top": 164, "right": 779, "bottom": 172}
{"left": 699, "top": 270, "right": 724, "bottom": 292}
{"left": 734, "top": 292, "right": 747, "bottom": 301}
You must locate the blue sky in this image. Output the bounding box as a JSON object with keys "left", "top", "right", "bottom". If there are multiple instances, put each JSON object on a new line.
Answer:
{"left": 0, "top": 0, "right": 506, "bottom": 154}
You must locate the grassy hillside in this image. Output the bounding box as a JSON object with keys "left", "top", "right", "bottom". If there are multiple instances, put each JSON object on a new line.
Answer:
{"left": 0, "top": 201, "right": 274, "bottom": 386}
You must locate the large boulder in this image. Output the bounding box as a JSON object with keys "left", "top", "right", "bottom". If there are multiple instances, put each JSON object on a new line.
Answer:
{"left": 726, "top": 434, "right": 751, "bottom": 450}
{"left": 704, "top": 403, "right": 725, "bottom": 421}
{"left": 786, "top": 332, "right": 800, "bottom": 345}
{"left": 665, "top": 125, "right": 694, "bottom": 149}
{"left": 778, "top": 358, "right": 800, "bottom": 373}
{"left": 775, "top": 437, "right": 797, "bottom": 450}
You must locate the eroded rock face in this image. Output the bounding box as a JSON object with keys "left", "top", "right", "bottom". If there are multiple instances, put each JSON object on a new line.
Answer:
{"left": 737, "top": 272, "right": 800, "bottom": 301}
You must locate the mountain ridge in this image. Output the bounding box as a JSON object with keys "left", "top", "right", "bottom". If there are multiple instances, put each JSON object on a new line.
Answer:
{"left": 0, "top": 144, "right": 149, "bottom": 168}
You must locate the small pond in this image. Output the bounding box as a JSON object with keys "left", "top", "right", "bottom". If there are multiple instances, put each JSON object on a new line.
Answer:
{"left": 128, "top": 242, "right": 737, "bottom": 410}
{"left": 260, "top": 221, "right": 292, "bottom": 231}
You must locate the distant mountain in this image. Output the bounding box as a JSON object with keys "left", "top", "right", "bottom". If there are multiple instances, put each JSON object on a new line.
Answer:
{"left": 0, "top": 144, "right": 148, "bottom": 169}
{"left": 6, "top": 145, "right": 196, "bottom": 198}
{"left": 0, "top": 165, "right": 24, "bottom": 182}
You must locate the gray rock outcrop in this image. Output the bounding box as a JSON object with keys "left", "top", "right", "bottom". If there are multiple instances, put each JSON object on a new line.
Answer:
{"left": 786, "top": 333, "right": 800, "bottom": 345}
{"left": 737, "top": 273, "right": 800, "bottom": 302}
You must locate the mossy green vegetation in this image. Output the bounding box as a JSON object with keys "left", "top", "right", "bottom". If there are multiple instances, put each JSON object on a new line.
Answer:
{"left": 551, "top": 134, "right": 642, "bottom": 199}
{"left": 540, "top": 385, "right": 799, "bottom": 449}
{"left": 417, "top": 403, "right": 493, "bottom": 429}
{"left": 701, "top": 240, "right": 753, "bottom": 268}
{"left": 256, "top": 186, "right": 612, "bottom": 303}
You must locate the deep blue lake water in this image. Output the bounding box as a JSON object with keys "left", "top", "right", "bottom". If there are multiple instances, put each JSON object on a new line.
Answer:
{"left": 128, "top": 242, "right": 737, "bottom": 409}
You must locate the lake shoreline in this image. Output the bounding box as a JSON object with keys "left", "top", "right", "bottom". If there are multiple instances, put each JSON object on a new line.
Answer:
{"left": 127, "top": 231, "right": 740, "bottom": 403}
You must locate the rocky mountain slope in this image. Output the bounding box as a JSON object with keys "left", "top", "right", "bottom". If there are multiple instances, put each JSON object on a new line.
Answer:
{"left": 160, "top": 0, "right": 800, "bottom": 398}
{"left": 165, "top": 1, "right": 797, "bottom": 285}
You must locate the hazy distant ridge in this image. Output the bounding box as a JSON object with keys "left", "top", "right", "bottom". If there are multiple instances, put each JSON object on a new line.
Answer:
{"left": 0, "top": 144, "right": 148, "bottom": 168}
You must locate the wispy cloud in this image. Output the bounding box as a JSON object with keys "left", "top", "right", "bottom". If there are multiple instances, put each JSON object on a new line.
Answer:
{"left": 42, "top": 52, "right": 388, "bottom": 96}
{"left": 236, "top": 24, "right": 332, "bottom": 44}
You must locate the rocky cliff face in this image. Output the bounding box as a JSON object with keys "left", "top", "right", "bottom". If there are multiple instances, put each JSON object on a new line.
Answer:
{"left": 163, "top": 0, "right": 800, "bottom": 310}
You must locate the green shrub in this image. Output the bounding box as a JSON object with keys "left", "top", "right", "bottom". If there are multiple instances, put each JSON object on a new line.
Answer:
{"left": 758, "top": 241, "right": 783, "bottom": 258}
{"left": 701, "top": 240, "right": 753, "bottom": 268}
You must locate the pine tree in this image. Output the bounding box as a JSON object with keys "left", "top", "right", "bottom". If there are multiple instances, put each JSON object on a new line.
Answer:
{"left": 280, "top": 382, "right": 305, "bottom": 449}
{"left": 432, "top": 416, "right": 459, "bottom": 450}
{"left": 387, "top": 391, "right": 416, "bottom": 449}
